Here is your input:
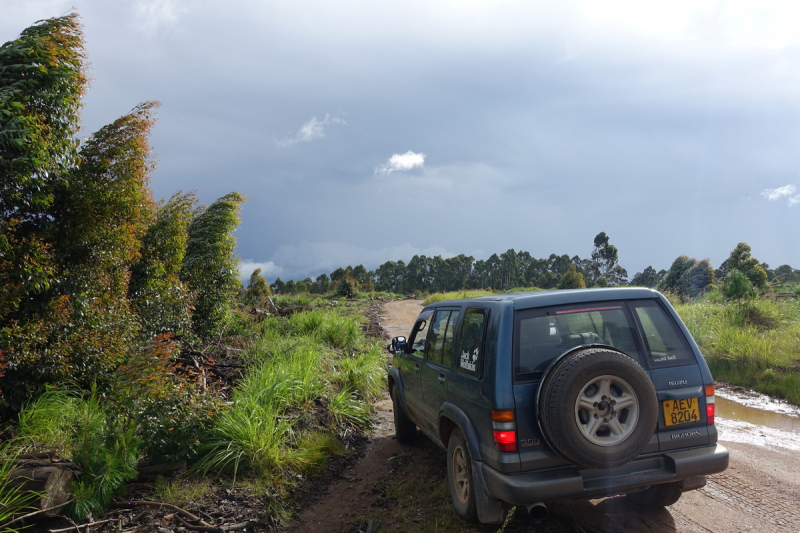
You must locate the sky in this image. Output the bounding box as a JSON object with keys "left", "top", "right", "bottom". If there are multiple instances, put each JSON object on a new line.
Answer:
{"left": 3, "top": 0, "right": 800, "bottom": 283}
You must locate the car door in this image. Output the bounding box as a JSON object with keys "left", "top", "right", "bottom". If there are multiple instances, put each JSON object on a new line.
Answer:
{"left": 395, "top": 309, "right": 432, "bottom": 425}
{"left": 419, "top": 308, "right": 460, "bottom": 434}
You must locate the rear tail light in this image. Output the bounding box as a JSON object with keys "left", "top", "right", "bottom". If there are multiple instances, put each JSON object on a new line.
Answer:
{"left": 491, "top": 409, "right": 517, "bottom": 453}
{"left": 705, "top": 384, "right": 715, "bottom": 425}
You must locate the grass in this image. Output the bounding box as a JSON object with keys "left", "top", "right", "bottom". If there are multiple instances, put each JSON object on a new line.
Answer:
{"left": 423, "top": 290, "right": 496, "bottom": 305}
{"left": 673, "top": 294, "right": 800, "bottom": 404}
{"left": 197, "top": 305, "right": 385, "bottom": 489}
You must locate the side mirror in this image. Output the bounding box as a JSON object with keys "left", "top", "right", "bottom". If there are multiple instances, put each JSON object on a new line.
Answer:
{"left": 388, "top": 336, "right": 407, "bottom": 354}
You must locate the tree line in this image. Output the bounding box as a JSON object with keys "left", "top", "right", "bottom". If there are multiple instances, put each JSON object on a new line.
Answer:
{"left": 265, "top": 234, "right": 798, "bottom": 298}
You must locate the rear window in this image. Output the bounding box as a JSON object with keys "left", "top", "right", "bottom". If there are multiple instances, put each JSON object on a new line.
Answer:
{"left": 630, "top": 301, "right": 695, "bottom": 367}
{"left": 515, "top": 303, "right": 645, "bottom": 381}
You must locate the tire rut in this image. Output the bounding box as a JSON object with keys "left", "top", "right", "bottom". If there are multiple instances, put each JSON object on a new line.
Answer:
{"left": 696, "top": 473, "right": 800, "bottom": 531}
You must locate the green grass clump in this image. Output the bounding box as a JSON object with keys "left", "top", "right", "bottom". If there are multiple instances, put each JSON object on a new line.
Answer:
{"left": 422, "top": 290, "right": 496, "bottom": 305}
{"left": 198, "top": 306, "right": 385, "bottom": 484}
{"left": 673, "top": 296, "right": 800, "bottom": 403}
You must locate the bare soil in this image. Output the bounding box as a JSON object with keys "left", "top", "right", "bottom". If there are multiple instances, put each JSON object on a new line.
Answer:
{"left": 286, "top": 298, "right": 800, "bottom": 533}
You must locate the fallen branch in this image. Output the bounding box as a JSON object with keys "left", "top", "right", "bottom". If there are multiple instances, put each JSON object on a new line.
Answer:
{"left": 0, "top": 499, "right": 73, "bottom": 530}
{"left": 113, "top": 500, "right": 213, "bottom": 528}
{"left": 175, "top": 514, "right": 222, "bottom": 533}
{"left": 48, "top": 519, "right": 113, "bottom": 532}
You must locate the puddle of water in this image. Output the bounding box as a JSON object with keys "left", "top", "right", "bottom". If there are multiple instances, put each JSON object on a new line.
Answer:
{"left": 713, "top": 384, "right": 800, "bottom": 451}
{"left": 715, "top": 396, "right": 800, "bottom": 433}
{"left": 715, "top": 384, "right": 800, "bottom": 419}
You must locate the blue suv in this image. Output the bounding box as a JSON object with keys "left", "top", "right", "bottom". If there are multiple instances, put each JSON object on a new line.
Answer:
{"left": 387, "top": 288, "right": 729, "bottom": 524}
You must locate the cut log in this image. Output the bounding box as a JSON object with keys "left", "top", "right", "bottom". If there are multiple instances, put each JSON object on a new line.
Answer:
{"left": 7, "top": 465, "right": 76, "bottom": 516}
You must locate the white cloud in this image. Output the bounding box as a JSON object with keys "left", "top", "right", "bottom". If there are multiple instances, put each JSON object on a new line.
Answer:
{"left": 277, "top": 114, "right": 346, "bottom": 146}
{"left": 374, "top": 151, "right": 426, "bottom": 177}
{"left": 133, "top": 0, "right": 186, "bottom": 33}
{"left": 761, "top": 184, "right": 800, "bottom": 205}
{"left": 238, "top": 260, "right": 283, "bottom": 282}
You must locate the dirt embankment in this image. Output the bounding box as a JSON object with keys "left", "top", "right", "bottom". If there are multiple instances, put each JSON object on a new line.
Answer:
{"left": 287, "top": 299, "right": 800, "bottom": 533}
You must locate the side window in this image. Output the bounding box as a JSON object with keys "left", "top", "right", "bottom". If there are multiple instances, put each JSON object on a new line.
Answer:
{"left": 457, "top": 308, "right": 486, "bottom": 377}
{"left": 409, "top": 318, "right": 430, "bottom": 357}
{"left": 428, "top": 310, "right": 460, "bottom": 365}
{"left": 632, "top": 302, "right": 694, "bottom": 366}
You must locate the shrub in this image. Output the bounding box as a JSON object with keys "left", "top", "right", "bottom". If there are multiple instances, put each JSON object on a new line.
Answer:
{"left": 181, "top": 192, "right": 246, "bottom": 338}
{"left": 557, "top": 263, "right": 586, "bottom": 289}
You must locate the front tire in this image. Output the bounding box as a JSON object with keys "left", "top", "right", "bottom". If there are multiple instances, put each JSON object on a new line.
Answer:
{"left": 391, "top": 386, "right": 416, "bottom": 443}
{"left": 447, "top": 429, "right": 477, "bottom": 521}
{"left": 627, "top": 482, "right": 682, "bottom": 508}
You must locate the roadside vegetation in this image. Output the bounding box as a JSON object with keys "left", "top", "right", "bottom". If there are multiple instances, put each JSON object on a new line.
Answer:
{"left": 0, "top": 13, "right": 392, "bottom": 529}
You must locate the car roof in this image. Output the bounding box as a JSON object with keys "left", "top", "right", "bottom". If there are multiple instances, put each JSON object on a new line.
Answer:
{"left": 425, "top": 287, "right": 664, "bottom": 311}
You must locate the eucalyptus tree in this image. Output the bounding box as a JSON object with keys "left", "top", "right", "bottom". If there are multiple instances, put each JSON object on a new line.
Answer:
{"left": 181, "top": 192, "right": 245, "bottom": 337}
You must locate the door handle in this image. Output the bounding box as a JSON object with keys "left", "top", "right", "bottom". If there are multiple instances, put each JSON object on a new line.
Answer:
{"left": 438, "top": 373, "right": 446, "bottom": 384}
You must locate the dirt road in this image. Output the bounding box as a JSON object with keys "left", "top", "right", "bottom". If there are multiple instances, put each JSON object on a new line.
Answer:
{"left": 289, "top": 299, "right": 800, "bottom": 533}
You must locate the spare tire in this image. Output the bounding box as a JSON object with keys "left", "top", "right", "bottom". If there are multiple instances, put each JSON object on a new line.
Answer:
{"left": 537, "top": 348, "right": 658, "bottom": 469}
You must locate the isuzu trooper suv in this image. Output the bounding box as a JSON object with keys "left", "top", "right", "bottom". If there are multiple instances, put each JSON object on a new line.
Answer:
{"left": 387, "top": 288, "right": 729, "bottom": 524}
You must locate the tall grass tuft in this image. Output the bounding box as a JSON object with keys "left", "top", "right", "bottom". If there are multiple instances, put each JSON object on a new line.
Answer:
{"left": 334, "top": 343, "right": 386, "bottom": 401}
{"left": 319, "top": 315, "right": 360, "bottom": 350}
{"left": 674, "top": 296, "right": 800, "bottom": 403}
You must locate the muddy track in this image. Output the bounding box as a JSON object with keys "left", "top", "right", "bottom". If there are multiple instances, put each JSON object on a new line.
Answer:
{"left": 287, "top": 299, "right": 800, "bottom": 533}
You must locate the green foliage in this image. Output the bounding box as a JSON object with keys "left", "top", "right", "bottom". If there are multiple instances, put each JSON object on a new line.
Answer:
{"left": 720, "top": 242, "right": 769, "bottom": 290}
{"left": 181, "top": 192, "right": 246, "bottom": 337}
{"left": 15, "top": 387, "right": 140, "bottom": 521}
{"left": 658, "top": 256, "right": 714, "bottom": 299}
{"left": 130, "top": 191, "right": 198, "bottom": 339}
{"left": 328, "top": 389, "right": 370, "bottom": 427}
{"left": 659, "top": 255, "right": 696, "bottom": 295}
{"left": 318, "top": 315, "right": 361, "bottom": 350}
{"left": 110, "top": 334, "right": 222, "bottom": 463}
{"left": 52, "top": 102, "right": 157, "bottom": 297}
{"left": 333, "top": 343, "right": 385, "bottom": 401}
{"left": 630, "top": 265, "right": 663, "bottom": 288}
{"left": 0, "top": 14, "right": 88, "bottom": 219}
{"left": 422, "top": 290, "right": 495, "bottom": 305}
{"left": 0, "top": 442, "right": 41, "bottom": 531}
{"left": 17, "top": 388, "right": 86, "bottom": 458}
{"left": 594, "top": 276, "right": 608, "bottom": 288}
{"left": 557, "top": 262, "right": 586, "bottom": 289}
{"left": 723, "top": 269, "right": 756, "bottom": 300}
{"left": 199, "top": 306, "right": 383, "bottom": 482}
{"left": 244, "top": 268, "right": 271, "bottom": 307}
{"left": 1, "top": 294, "right": 139, "bottom": 413}
{"left": 335, "top": 275, "right": 358, "bottom": 298}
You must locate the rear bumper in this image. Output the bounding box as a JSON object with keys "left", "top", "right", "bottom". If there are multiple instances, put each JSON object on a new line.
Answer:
{"left": 478, "top": 444, "right": 729, "bottom": 505}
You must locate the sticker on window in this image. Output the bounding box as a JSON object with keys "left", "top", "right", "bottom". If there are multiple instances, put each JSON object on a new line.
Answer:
{"left": 460, "top": 347, "right": 479, "bottom": 372}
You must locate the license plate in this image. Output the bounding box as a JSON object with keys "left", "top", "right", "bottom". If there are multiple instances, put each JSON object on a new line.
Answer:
{"left": 663, "top": 398, "right": 700, "bottom": 427}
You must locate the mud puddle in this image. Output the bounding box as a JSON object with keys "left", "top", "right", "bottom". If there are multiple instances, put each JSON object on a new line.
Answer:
{"left": 715, "top": 383, "right": 800, "bottom": 452}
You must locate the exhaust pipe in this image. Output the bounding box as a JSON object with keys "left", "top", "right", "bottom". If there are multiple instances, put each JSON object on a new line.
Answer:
{"left": 526, "top": 501, "right": 548, "bottom": 520}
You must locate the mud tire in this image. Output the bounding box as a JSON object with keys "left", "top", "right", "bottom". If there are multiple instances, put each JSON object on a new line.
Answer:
{"left": 627, "top": 481, "right": 683, "bottom": 508}
{"left": 392, "top": 386, "right": 416, "bottom": 443}
{"left": 447, "top": 429, "right": 477, "bottom": 521}
{"left": 538, "top": 348, "right": 658, "bottom": 469}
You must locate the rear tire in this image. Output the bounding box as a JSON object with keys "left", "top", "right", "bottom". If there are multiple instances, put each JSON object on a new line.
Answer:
{"left": 391, "top": 386, "right": 416, "bottom": 443}
{"left": 627, "top": 482, "right": 682, "bottom": 508}
{"left": 447, "top": 429, "right": 478, "bottom": 521}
